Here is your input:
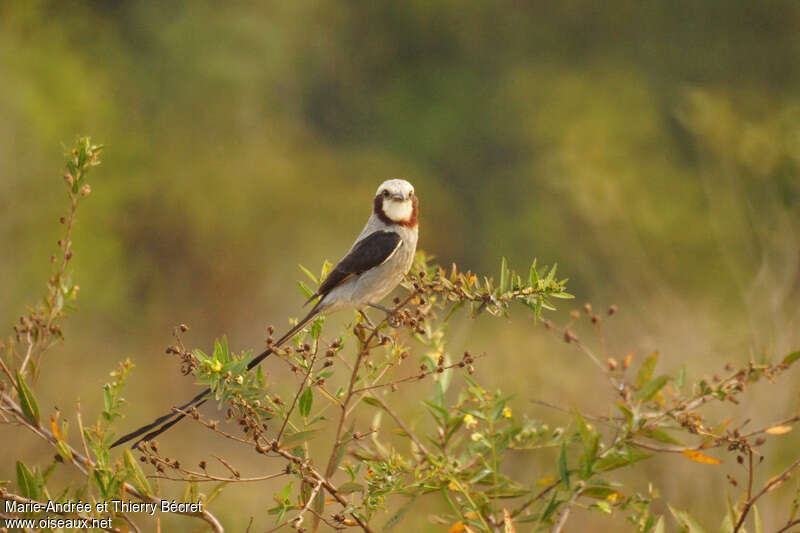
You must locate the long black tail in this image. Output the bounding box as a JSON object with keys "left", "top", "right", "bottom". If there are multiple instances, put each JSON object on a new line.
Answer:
{"left": 111, "top": 307, "right": 321, "bottom": 449}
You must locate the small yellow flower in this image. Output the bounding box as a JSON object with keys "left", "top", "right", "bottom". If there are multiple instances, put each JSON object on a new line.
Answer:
{"left": 448, "top": 481, "right": 458, "bottom": 491}
{"left": 502, "top": 407, "right": 512, "bottom": 419}
{"left": 470, "top": 432, "right": 483, "bottom": 442}
{"left": 211, "top": 360, "right": 222, "bottom": 372}
{"left": 463, "top": 414, "right": 478, "bottom": 429}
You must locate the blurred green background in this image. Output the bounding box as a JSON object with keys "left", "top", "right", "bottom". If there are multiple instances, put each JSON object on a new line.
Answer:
{"left": 2, "top": 1, "right": 799, "bottom": 530}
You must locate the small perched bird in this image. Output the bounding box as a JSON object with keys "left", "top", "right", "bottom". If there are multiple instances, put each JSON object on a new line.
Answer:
{"left": 112, "top": 179, "right": 419, "bottom": 448}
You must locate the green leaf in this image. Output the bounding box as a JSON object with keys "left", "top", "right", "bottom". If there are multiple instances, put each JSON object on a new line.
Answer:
{"left": 582, "top": 486, "right": 619, "bottom": 499}
{"left": 542, "top": 490, "right": 560, "bottom": 521}
{"left": 573, "top": 409, "right": 593, "bottom": 448}
{"left": 298, "top": 264, "right": 318, "bottom": 284}
{"left": 15, "top": 371, "right": 40, "bottom": 424}
{"left": 596, "top": 448, "right": 652, "bottom": 472}
{"left": 362, "top": 396, "right": 384, "bottom": 408}
{"left": 124, "top": 449, "right": 153, "bottom": 497}
{"left": 297, "top": 281, "right": 314, "bottom": 299}
{"left": 676, "top": 364, "right": 686, "bottom": 389}
{"left": 782, "top": 351, "right": 800, "bottom": 366}
{"left": 279, "top": 481, "right": 293, "bottom": 501}
{"left": 753, "top": 505, "right": 763, "bottom": 533}
{"left": 16, "top": 461, "right": 40, "bottom": 500}
{"left": 669, "top": 505, "right": 708, "bottom": 533}
{"left": 56, "top": 441, "right": 73, "bottom": 462}
{"left": 528, "top": 259, "right": 539, "bottom": 286}
{"left": 636, "top": 352, "right": 659, "bottom": 388}
{"left": 558, "top": 442, "right": 569, "bottom": 489}
{"left": 320, "top": 260, "right": 333, "bottom": 281}
{"left": 337, "top": 481, "right": 364, "bottom": 494}
{"left": 544, "top": 263, "right": 558, "bottom": 284}
{"left": 635, "top": 376, "right": 669, "bottom": 403}
{"left": 499, "top": 257, "right": 509, "bottom": 292}
{"left": 205, "top": 482, "right": 229, "bottom": 505}
{"left": 281, "top": 430, "right": 318, "bottom": 447}
{"left": 643, "top": 428, "right": 684, "bottom": 446}
{"left": 299, "top": 387, "right": 313, "bottom": 418}
{"left": 310, "top": 317, "right": 323, "bottom": 340}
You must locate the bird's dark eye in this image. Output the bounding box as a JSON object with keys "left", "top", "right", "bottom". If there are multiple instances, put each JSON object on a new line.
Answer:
{"left": 382, "top": 190, "right": 389, "bottom": 197}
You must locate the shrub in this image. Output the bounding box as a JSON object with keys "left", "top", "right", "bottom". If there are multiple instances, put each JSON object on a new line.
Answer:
{"left": 1, "top": 140, "right": 798, "bottom": 532}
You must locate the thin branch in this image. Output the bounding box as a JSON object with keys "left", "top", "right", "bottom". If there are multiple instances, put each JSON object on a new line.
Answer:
{"left": 734, "top": 457, "right": 800, "bottom": 533}
{"left": 369, "top": 392, "right": 430, "bottom": 457}
{"left": 551, "top": 482, "right": 584, "bottom": 533}
{"left": 276, "top": 339, "right": 319, "bottom": 443}
{"left": 775, "top": 518, "right": 800, "bottom": 533}
{"left": 294, "top": 479, "right": 324, "bottom": 530}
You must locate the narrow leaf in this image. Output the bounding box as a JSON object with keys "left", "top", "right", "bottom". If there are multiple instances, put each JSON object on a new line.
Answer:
{"left": 298, "top": 264, "right": 318, "bottom": 284}
{"left": 299, "top": 387, "right": 313, "bottom": 418}
{"left": 16, "top": 461, "right": 40, "bottom": 500}
{"left": 635, "top": 376, "right": 669, "bottom": 403}
{"left": 782, "top": 351, "right": 800, "bottom": 366}
{"left": 281, "top": 430, "right": 318, "bottom": 447}
{"left": 124, "top": 449, "right": 153, "bottom": 497}
{"left": 558, "top": 442, "right": 569, "bottom": 488}
{"left": 765, "top": 425, "right": 792, "bottom": 435}
{"left": 15, "top": 371, "right": 40, "bottom": 424}
{"left": 682, "top": 449, "right": 721, "bottom": 465}
{"left": 635, "top": 352, "right": 659, "bottom": 388}
{"left": 669, "top": 505, "right": 708, "bottom": 533}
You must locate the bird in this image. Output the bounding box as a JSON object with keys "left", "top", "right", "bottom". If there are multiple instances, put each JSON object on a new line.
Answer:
{"left": 111, "top": 179, "right": 419, "bottom": 449}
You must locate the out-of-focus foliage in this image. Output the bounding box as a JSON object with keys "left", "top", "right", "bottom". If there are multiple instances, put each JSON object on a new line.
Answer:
{"left": 1, "top": 1, "right": 799, "bottom": 530}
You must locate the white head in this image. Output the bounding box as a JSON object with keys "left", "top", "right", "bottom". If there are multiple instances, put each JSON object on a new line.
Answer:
{"left": 373, "top": 179, "right": 417, "bottom": 227}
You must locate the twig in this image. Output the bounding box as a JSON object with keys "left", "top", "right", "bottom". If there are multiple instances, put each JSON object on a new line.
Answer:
{"left": 212, "top": 454, "right": 240, "bottom": 479}
{"left": 369, "top": 392, "right": 430, "bottom": 457}
{"left": 775, "top": 518, "right": 800, "bottom": 533}
{"left": 551, "top": 482, "right": 584, "bottom": 533}
{"left": 294, "top": 479, "right": 324, "bottom": 530}
{"left": 148, "top": 471, "right": 286, "bottom": 483}
{"left": 511, "top": 479, "right": 560, "bottom": 518}
{"left": 733, "top": 457, "right": 800, "bottom": 533}
{"left": 276, "top": 339, "right": 319, "bottom": 443}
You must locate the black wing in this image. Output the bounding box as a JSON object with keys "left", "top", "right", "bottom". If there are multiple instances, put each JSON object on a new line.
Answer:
{"left": 309, "top": 230, "right": 402, "bottom": 302}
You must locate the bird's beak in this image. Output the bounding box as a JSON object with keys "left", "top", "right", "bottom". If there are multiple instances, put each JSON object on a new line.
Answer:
{"left": 392, "top": 193, "right": 405, "bottom": 201}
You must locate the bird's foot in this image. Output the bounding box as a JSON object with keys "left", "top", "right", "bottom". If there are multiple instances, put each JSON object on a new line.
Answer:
{"left": 358, "top": 310, "right": 379, "bottom": 332}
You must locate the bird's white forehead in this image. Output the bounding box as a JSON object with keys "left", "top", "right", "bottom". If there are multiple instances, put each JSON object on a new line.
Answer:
{"left": 376, "top": 179, "right": 414, "bottom": 196}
